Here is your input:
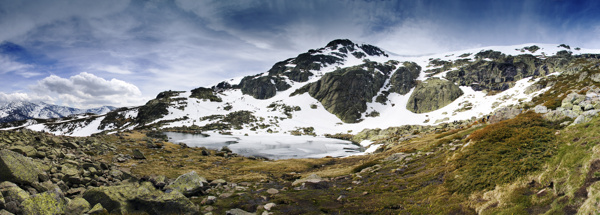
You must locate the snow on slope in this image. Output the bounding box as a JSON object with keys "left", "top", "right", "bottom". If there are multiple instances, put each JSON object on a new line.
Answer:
{"left": 22, "top": 43, "right": 600, "bottom": 139}
{"left": 152, "top": 43, "right": 575, "bottom": 137}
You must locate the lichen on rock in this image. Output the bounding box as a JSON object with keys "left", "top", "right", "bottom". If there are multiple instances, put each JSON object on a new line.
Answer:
{"left": 0, "top": 149, "right": 41, "bottom": 185}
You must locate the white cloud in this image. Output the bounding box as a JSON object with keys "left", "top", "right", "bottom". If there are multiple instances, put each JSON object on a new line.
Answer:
{"left": 0, "top": 55, "right": 42, "bottom": 78}
{"left": 0, "top": 91, "right": 54, "bottom": 104}
{"left": 30, "top": 72, "right": 146, "bottom": 108}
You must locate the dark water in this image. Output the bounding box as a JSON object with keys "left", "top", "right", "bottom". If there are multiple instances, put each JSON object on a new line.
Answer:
{"left": 164, "top": 132, "right": 363, "bottom": 160}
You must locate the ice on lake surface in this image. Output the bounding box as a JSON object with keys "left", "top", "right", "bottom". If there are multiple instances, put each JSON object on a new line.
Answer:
{"left": 164, "top": 132, "right": 364, "bottom": 160}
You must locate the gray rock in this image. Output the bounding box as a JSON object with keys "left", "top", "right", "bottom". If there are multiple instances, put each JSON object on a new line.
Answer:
{"left": 165, "top": 171, "right": 207, "bottom": 197}
{"left": 592, "top": 73, "right": 600, "bottom": 82}
{"left": 534, "top": 105, "right": 548, "bottom": 114}
{"left": 585, "top": 103, "right": 595, "bottom": 111}
{"left": 83, "top": 182, "right": 198, "bottom": 214}
{"left": 572, "top": 110, "right": 600, "bottom": 125}
{"left": 489, "top": 106, "right": 522, "bottom": 124}
{"left": 226, "top": 208, "right": 256, "bottom": 215}
{"left": 562, "top": 102, "right": 573, "bottom": 110}
{"left": 8, "top": 145, "right": 37, "bottom": 157}
{"left": 407, "top": 78, "right": 463, "bottom": 113}
{"left": 578, "top": 71, "right": 588, "bottom": 82}
{"left": 573, "top": 105, "right": 583, "bottom": 114}
{"left": 87, "top": 203, "right": 108, "bottom": 215}
{"left": 264, "top": 203, "right": 276, "bottom": 211}
{"left": 149, "top": 175, "right": 168, "bottom": 189}
{"left": 132, "top": 149, "right": 146, "bottom": 159}
{"left": 66, "top": 197, "right": 91, "bottom": 215}
{"left": 0, "top": 209, "right": 14, "bottom": 215}
{"left": 22, "top": 188, "right": 67, "bottom": 215}
{"left": 209, "top": 179, "right": 226, "bottom": 186}
{"left": 0, "top": 149, "right": 41, "bottom": 185}
{"left": 383, "top": 153, "right": 410, "bottom": 162}
{"left": 202, "top": 196, "right": 217, "bottom": 205}
{"left": 266, "top": 188, "right": 279, "bottom": 195}
{"left": 63, "top": 141, "right": 80, "bottom": 149}
{"left": 292, "top": 174, "right": 324, "bottom": 186}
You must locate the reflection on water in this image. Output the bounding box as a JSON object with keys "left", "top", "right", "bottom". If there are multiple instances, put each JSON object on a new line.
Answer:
{"left": 164, "top": 132, "right": 363, "bottom": 160}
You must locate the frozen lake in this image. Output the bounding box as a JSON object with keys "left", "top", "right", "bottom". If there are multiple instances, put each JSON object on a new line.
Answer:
{"left": 164, "top": 132, "right": 364, "bottom": 160}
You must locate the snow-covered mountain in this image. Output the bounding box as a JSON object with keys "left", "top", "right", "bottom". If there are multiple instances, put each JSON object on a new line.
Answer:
{"left": 0, "top": 101, "right": 116, "bottom": 123}
{"left": 12, "top": 40, "right": 600, "bottom": 137}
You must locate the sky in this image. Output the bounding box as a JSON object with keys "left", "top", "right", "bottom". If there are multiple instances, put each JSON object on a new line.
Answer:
{"left": 0, "top": 0, "right": 599, "bottom": 108}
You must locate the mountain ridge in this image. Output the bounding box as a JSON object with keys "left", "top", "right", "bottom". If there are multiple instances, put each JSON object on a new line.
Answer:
{"left": 0, "top": 101, "right": 116, "bottom": 123}
{"left": 3, "top": 40, "right": 600, "bottom": 139}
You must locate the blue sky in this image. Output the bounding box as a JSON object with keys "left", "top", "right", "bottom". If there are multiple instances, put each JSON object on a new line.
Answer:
{"left": 1, "top": 0, "right": 599, "bottom": 108}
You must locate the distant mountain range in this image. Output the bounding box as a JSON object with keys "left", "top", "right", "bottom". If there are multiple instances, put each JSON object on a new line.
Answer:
{"left": 0, "top": 101, "right": 116, "bottom": 123}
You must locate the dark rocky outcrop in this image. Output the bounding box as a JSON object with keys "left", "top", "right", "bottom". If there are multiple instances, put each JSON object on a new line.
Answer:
{"left": 297, "top": 62, "right": 395, "bottom": 123}
{"left": 135, "top": 91, "right": 186, "bottom": 125}
{"left": 190, "top": 87, "right": 222, "bottom": 102}
{"left": 389, "top": 62, "right": 421, "bottom": 95}
{"left": 239, "top": 76, "right": 291, "bottom": 100}
{"left": 407, "top": 78, "right": 463, "bottom": 113}
{"left": 444, "top": 50, "right": 573, "bottom": 92}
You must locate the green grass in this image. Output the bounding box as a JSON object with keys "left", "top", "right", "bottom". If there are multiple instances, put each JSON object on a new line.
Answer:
{"left": 446, "top": 112, "right": 557, "bottom": 194}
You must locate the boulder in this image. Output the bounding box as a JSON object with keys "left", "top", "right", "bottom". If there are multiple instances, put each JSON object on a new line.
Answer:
{"left": 149, "top": 175, "right": 168, "bottom": 189}
{"left": 8, "top": 145, "right": 36, "bottom": 158}
{"left": 592, "top": 73, "right": 600, "bottom": 82}
{"left": 571, "top": 110, "right": 600, "bottom": 125}
{"left": 488, "top": 106, "right": 522, "bottom": 124}
{"left": 21, "top": 188, "right": 67, "bottom": 215}
{"left": 383, "top": 153, "right": 411, "bottom": 162}
{"left": 226, "top": 208, "right": 256, "bottom": 215}
{"left": 266, "top": 188, "right": 279, "bottom": 195}
{"left": 165, "top": 171, "right": 207, "bottom": 197}
{"left": 0, "top": 182, "right": 29, "bottom": 204}
{"left": 87, "top": 203, "right": 108, "bottom": 215}
{"left": 0, "top": 209, "right": 13, "bottom": 215}
{"left": 66, "top": 197, "right": 91, "bottom": 215}
{"left": 83, "top": 182, "right": 198, "bottom": 215}
{"left": 0, "top": 149, "right": 41, "bottom": 185}
{"left": 132, "top": 149, "right": 146, "bottom": 159}
{"left": 534, "top": 105, "right": 548, "bottom": 114}
{"left": 406, "top": 78, "right": 463, "bottom": 113}
{"left": 264, "top": 203, "right": 276, "bottom": 211}
{"left": 292, "top": 174, "right": 324, "bottom": 186}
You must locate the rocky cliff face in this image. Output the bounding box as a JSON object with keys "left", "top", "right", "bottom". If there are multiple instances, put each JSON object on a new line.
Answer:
{"left": 443, "top": 50, "right": 572, "bottom": 92}
{"left": 298, "top": 61, "right": 397, "bottom": 123}
{"left": 407, "top": 78, "right": 464, "bottom": 113}
{"left": 389, "top": 61, "right": 421, "bottom": 95}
